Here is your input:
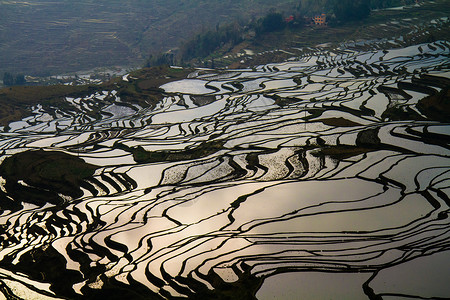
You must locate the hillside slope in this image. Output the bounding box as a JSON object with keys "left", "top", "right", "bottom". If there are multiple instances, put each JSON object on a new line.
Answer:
{"left": 0, "top": 0, "right": 298, "bottom": 76}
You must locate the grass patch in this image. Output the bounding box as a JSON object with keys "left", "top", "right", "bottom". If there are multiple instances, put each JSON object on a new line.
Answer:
{"left": 313, "top": 145, "right": 376, "bottom": 160}
{"left": 114, "top": 140, "right": 225, "bottom": 164}
{"left": 318, "top": 117, "right": 362, "bottom": 127}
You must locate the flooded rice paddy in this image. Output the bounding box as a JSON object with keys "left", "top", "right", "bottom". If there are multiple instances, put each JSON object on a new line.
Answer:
{"left": 0, "top": 41, "right": 449, "bottom": 299}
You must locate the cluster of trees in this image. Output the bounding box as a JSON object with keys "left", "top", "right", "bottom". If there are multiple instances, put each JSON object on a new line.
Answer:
{"left": 332, "top": 0, "right": 420, "bottom": 22}
{"left": 254, "top": 12, "right": 287, "bottom": 35}
{"left": 296, "top": 0, "right": 333, "bottom": 15}
{"left": 371, "top": 0, "right": 417, "bottom": 9}
{"left": 256, "top": 0, "right": 420, "bottom": 38}
{"left": 176, "top": 11, "right": 305, "bottom": 64}
{"left": 332, "top": 0, "right": 371, "bottom": 22}
{"left": 173, "top": 12, "right": 297, "bottom": 65}
{"left": 145, "top": 52, "right": 176, "bottom": 68}
{"left": 145, "top": 22, "right": 245, "bottom": 66}
{"left": 178, "top": 23, "right": 244, "bottom": 64}
{"left": 146, "top": 0, "right": 422, "bottom": 67}
{"left": 2, "top": 72, "right": 25, "bottom": 86}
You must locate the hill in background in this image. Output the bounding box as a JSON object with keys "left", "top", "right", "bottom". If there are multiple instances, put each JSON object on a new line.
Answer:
{"left": 0, "top": 0, "right": 299, "bottom": 76}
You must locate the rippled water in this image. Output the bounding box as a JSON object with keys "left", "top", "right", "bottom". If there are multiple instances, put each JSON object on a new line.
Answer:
{"left": 0, "top": 41, "right": 449, "bottom": 299}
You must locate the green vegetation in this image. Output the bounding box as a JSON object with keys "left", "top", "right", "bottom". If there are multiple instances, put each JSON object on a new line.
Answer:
{"left": 370, "top": 0, "right": 417, "bottom": 9}
{"left": 0, "top": 65, "right": 192, "bottom": 127}
{"left": 0, "top": 1, "right": 448, "bottom": 129}
{"left": 318, "top": 117, "right": 363, "bottom": 127}
{"left": 332, "top": 0, "right": 370, "bottom": 22}
{"left": 0, "top": 84, "right": 96, "bottom": 126}
{"left": 0, "top": 150, "right": 97, "bottom": 210}
{"left": 295, "top": 0, "right": 333, "bottom": 15}
{"left": 113, "top": 140, "right": 225, "bottom": 164}
{"left": 314, "top": 145, "right": 376, "bottom": 160}
{"left": 256, "top": 12, "right": 288, "bottom": 35}
{"left": 0, "top": 0, "right": 440, "bottom": 76}
{"left": 417, "top": 87, "right": 450, "bottom": 122}
{"left": 297, "top": 0, "right": 417, "bottom": 14}
{"left": 0, "top": 0, "right": 299, "bottom": 76}
{"left": 157, "top": 0, "right": 447, "bottom": 69}
{"left": 157, "top": 10, "right": 299, "bottom": 65}
{"left": 2, "top": 72, "right": 25, "bottom": 86}
{"left": 176, "top": 23, "right": 244, "bottom": 65}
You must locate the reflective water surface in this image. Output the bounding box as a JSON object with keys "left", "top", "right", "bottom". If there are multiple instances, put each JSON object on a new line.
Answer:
{"left": 0, "top": 41, "right": 449, "bottom": 299}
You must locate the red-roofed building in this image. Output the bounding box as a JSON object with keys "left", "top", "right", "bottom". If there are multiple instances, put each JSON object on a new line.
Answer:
{"left": 285, "top": 15, "right": 294, "bottom": 23}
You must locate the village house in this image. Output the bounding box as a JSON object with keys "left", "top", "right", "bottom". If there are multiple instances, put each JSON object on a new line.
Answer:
{"left": 313, "top": 13, "right": 327, "bottom": 26}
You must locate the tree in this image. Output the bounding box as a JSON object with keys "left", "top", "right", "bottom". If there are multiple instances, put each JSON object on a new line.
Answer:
{"left": 145, "top": 52, "right": 175, "bottom": 67}
{"left": 178, "top": 22, "right": 244, "bottom": 63}
{"left": 2, "top": 72, "right": 26, "bottom": 86}
{"left": 257, "top": 12, "right": 286, "bottom": 35}
{"left": 332, "top": 0, "right": 370, "bottom": 22}
{"left": 3, "top": 72, "right": 14, "bottom": 86}
{"left": 15, "top": 74, "right": 25, "bottom": 85}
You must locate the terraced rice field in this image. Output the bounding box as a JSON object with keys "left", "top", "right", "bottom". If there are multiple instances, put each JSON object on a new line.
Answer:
{"left": 0, "top": 37, "right": 449, "bottom": 299}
